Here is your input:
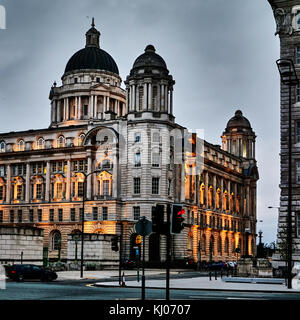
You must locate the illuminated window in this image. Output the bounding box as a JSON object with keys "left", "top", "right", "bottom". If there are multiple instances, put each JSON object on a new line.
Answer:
{"left": 78, "top": 182, "right": 84, "bottom": 197}
{"left": 36, "top": 184, "right": 42, "bottom": 199}
{"left": 57, "top": 135, "right": 65, "bottom": 148}
{"left": 37, "top": 138, "right": 45, "bottom": 150}
{"left": 56, "top": 183, "right": 63, "bottom": 198}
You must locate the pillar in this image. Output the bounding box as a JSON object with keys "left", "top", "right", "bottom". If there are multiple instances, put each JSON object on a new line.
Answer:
{"left": 143, "top": 83, "right": 147, "bottom": 110}
{"left": 148, "top": 82, "right": 152, "bottom": 110}
{"left": 66, "top": 160, "right": 71, "bottom": 201}
{"left": 45, "top": 161, "right": 50, "bottom": 202}
{"left": 6, "top": 164, "right": 11, "bottom": 203}
{"left": 87, "top": 154, "right": 92, "bottom": 199}
{"left": 165, "top": 85, "right": 168, "bottom": 112}
{"left": 25, "top": 163, "right": 30, "bottom": 202}
{"left": 170, "top": 89, "right": 173, "bottom": 115}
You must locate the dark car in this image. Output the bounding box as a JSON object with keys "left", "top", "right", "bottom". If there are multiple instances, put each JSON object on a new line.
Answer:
{"left": 6, "top": 264, "right": 57, "bottom": 282}
{"left": 122, "top": 259, "right": 137, "bottom": 270}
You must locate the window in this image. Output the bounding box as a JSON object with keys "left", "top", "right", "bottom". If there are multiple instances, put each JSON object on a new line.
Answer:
{"left": 18, "top": 140, "right": 25, "bottom": 151}
{"left": 297, "top": 12, "right": 300, "bottom": 30}
{"left": 36, "top": 184, "right": 42, "bottom": 199}
{"left": 49, "top": 209, "right": 54, "bottom": 222}
{"left": 135, "top": 132, "right": 141, "bottom": 143}
{"left": 152, "top": 132, "right": 160, "bottom": 143}
{"left": 133, "top": 178, "right": 140, "bottom": 194}
{"left": 72, "top": 160, "right": 87, "bottom": 172}
{"left": 51, "top": 231, "right": 61, "bottom": 251}
{"left": 297, "top": 161, "right": 300, "bottom": 183}
{"left": 0, "top": 165, "right": 5, "bottom": 177}
{"left": 78, "top": 182, "right": 84, "bottom": 197}
{"left": 17, "top": 210, "right": 22, "bottom": 223}
{"left": 37, "top": 138, "right": 45, "bottom": 150}
{"left": 96, "top": 77, "right": 100, "bottom": 83}
{"left": 52, "top": 161, "right": 67, "bottom": 173}
{"left": 12, "top": 164, "right": 26, "bottom": 176}
{"left": 0, "top": 210, "right": 2, "bottom": 223}
{"left": 57, "top": 136, "right": 65, "bottom": 148}
{"left": 135, "top": 152, "right": 141, "bottom": 167}
{"left": 138, "top": 86, "right": 144, "bottom": 111}
{"left": 133, "top": 206, "right": 140, "bottom": 220}
{"left": 152, "top": 86, "right": 158, "bottom": 109}
{"left": 29, "top": 209, "right": 34, "bottom": 222}
{"left": 93, "top": 207, "right": 98, "bottom": 221}
{"left": 10, "top": 210, "right": 14, "bottom": 223}
{"left": 16, "top": 185, "right": 23, "bottom": 200}
{"left": 152, "top": 152, "right": 160, "bottom": 167}
{"left": 152, "top": 177, "right": 160, "bottom": 194}
{"left": 0, "top": 141, "right": 5, "bottom": 153}
{"left": 102, "top": 207, "right": 108, "bottom": 220}
{"left": 57, "top": 183, "right": 63, "bottom": 198}
{"left": 297, "top": 122, "right": 300, "bottom": 143}
{"left": 102, "top": 159, "right": 111, "bottom": 169}
{"left": 58, "top": 209, "right": 63, "bottom": 222}
{"left": 71, "top": 208, "right": 76, "bottom": 222}
{"left": 103, "top": 180, "right": 110, "bottom": 195}
{"left": 83, "top": 105, "right": 88, "bottom": 116}
{"left": 74, "top": 78, "right": 78, "bottom": 84}
{"left": 297, "top": 84, "right": 300, "bottom": 103}
{"left": 38, "top": 209, "right": 42, "bottom": 222}
{"left": 79, "top": 208, "right": 83, "bottom": 221}
{"left": 0, "top": 185, "right": 4, "bottom": 200}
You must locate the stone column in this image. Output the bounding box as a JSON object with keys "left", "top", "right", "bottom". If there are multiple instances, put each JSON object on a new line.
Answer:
{"left": 6, "top": 164, "right": 11, "bottom": 203}
{"left": 66, "top": 160, "right": 71, "bottom": 201}
{"left": 66, "top": 97, "right": 69, "bottom": 120}
{"left": 143, "top": 83, "right": 147, "bottom": 110}
{"left": 170, "top": 89, "right": 173, "bottom": 115}
{"left": 148, "top": 82, "right": 152, "bottom": 110}
{"left": 213, "top": 175, "right": 216, "bottom": 210}
{"left": 157, "top": 83, "right": 161, "bottom": 111}
{"left": 94, "top": 95, "right": 98, "bottom": 118}
{"left": 45, "top": 161, "right": 50, "bottom": 202}
{"left": 136, "top": 86, "right": 140, "bottom": 111}
{"left": 63, "top": 98, "right": 66, "bottom": 121}
{"left": 165, "top": 85, "right": 168, "bottom": 112}
{"left": 25, "top": 163, "right": 30, "bottom": 202}
{"left": 132, "top": 85, "right": 136, "bottom": 111}
{"left": 205, "top": 172, "right": 209, "bottom": 208}
{"left": 112, "top": 154, "right": 117, "bottom": 198}
{"left": 107, "top": 96, "right": 110, "bottom": 112}
{"left": 74, "top": 96, "right": 78, "bottom": 119}
{"left": 161, "top": 84, "right": 165, "bottom": 111}
{"left": 90, "top": 95, "right": 94, "bottom": 118}
{"left": 57, "top": 100, "right": 61, "bottom": 122}
{"left": 220, "top": 177, "right": 224, "bottom": 210}
{"left": 78, "top": 96, "right": 82, "bottom": 119}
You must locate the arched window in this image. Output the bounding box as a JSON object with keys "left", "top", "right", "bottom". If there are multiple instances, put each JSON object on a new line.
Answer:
{"left": 217, "top": 235, "right": 222, "bottom": 253}
{"left": 37, "top": 138, "right": 45, "bottom": 150}
{"left": 18, "top": 139, "right": 25, "bottom": 151}
{"left": 51, "top": 231, "right": 61, "bottom": 251}
{"left": 225, "top": 237, "right": 229, "bottom": 253}
{"left": 0, "top": 141, "right": 5, "bottom": 153}
{"left": 200, "top": 183, "right": 205, "bottom": 205}
{"left": 71, "top": 173, "right": 85, "bottom": 198}
{"left": 216, "top": 188, "right": 221, "bottom": 209}
{"left": 13, "top": 177, "right": 24, "bottom": 201}
{"left": 32, "top": 176, "right": 44, "bottom": 200}
{"left": 57, "top": 135, "right": 65, "bottom": 148}
{"left": 97, "top": 171, "right": 113, "bottom": 197}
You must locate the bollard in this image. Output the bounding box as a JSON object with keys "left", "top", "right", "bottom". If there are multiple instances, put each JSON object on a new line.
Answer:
{"left": 215, "top": 270, "right": 217, "bottom": 280}
{"left": 209, "top": 271, "right": 212, "bottom": 281}
{"left": 121, "top": 272, "right": 126, "bottom": 286}
{"left": 220, "top": 269, "right": 223, "bottom": 278}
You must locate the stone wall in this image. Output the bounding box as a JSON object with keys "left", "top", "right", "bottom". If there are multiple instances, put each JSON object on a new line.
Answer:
{"left": 67, "top": 233, "right": 119, "bottom": 268}
{"left": 0, "top": 226, "right": 43, "bottom": 265}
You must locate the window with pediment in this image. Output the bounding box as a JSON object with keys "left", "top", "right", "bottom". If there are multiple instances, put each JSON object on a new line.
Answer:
{"left": 17, "top": 139, "right": 25, "bottom": 151}
{"left": 12, "top": 177, "right": 25, "bottom": 201}
{"left": 37, "top": 137, "right": 45, "bottom": 150}
{"left": 72, "top": 173, "right": 85, "bottom": 198}
{"left": 97, "top": 171, "right": 113, "bottom": 197}
{"left": 57, "top": 135, "right": 65, "bottom": 148}
{"left": 51, "top": 174, "right": 66, "bottom": 200}
{"left": 0, "top": 141, "right": 5, "bottom": 153}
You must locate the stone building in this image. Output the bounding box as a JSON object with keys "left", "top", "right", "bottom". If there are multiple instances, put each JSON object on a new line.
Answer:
{"left": 268, "top": 0, "right": 300, "bottom": 267}
{"left": 0, "top": 20, "right": 258, "bottom": 264}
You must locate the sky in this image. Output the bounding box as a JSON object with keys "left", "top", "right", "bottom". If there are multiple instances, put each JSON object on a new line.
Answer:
{"left": 0, "top": 0, "right": 280, "bottom": 243}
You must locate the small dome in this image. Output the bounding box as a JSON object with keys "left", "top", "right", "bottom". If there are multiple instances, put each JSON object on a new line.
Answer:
{"left": 64, "top": 47, "right": 119, "bottom": 75}
{"left": 226, "top": 110, "right": 251, "bottom": 130}
{"left": 132, "top": 44, "right": 168, "bottom": 71}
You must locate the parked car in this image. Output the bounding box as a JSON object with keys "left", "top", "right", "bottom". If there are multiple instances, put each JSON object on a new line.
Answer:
{"left": 225, "top": 261, "right": 236, "bottom": 269}
{"left": 6, "top": 264, "right": 57, "bottom": 282}
{"left": 121, "top": 259, "right": 137, "bottom": 269}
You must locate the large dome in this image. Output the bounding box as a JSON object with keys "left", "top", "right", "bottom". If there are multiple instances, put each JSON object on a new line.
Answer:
{"left": 64, "top": 46, "right": 119, "bottom": 75}
{"left": 132, "top": 45, "right": 168, "bottom": 71}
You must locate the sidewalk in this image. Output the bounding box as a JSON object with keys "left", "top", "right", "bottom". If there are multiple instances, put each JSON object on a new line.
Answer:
{"left": 55, "top": 270, "right": 300, "bottom": 293}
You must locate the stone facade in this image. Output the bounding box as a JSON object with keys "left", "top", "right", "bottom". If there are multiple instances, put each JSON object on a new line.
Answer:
{"left": 268, "top": 0, "right": 300, "bottom": 267}
{"left": 0, "top": 226, "right": 43, "bottom": 265}
{"left": 0, "top": 21, "right": 259, "bottom": 265}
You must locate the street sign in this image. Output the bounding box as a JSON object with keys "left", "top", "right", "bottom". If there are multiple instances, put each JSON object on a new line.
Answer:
{"left": 136, "top": 235, "right": 142, "bottom": 244}
{"left": 135, "top": 216, "right": 152, "bottom": 236}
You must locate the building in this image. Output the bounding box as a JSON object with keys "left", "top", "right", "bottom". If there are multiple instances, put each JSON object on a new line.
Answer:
{"left": 268, "top": 0, "right": 300, "bottom": 267}
{"left": 0, "top": 20, "right": 258, "bottom": 265}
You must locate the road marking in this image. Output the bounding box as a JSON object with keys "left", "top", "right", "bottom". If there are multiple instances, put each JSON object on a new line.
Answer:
{"left": 226, "top": 297, "right": 267, "bottom": 300}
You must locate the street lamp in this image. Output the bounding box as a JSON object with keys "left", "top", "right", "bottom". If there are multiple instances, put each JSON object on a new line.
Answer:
{"left": 276, "top": 59, "right": 299, "bottom": 289}
{"left": 80, "top": 169, "right": 101, "bottom": 278}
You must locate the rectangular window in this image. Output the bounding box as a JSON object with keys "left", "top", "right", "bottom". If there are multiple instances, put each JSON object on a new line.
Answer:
{"left": 168, "top": 179, "right": 171, "bottom": 196}
{"left": 58, "top": 209, "right": 63, "bottom": 222}
{"left": 135, "top": 132, "right": 141, "bottom": 143}
{"left": 49, "top": 209, "right": 54, "bottom": 222}
{"left": 71, "top": 208, "right": 76, "bottom": 222}
{"left": 102, "top": 207, "right": 108, "bottom": 220}
{"left": 103, "top": 180, "right": 110, "bottom": 195}
{"left": 38, "top": 209, "right": 42, "bottom": 222}
{"left": 10, "top": 210, "right": 14, "bottom": 223}
{"left": 57, "top": 183, "right": 63, "bottom": 198}
{"left": 84, "top": 105, "right": 88, "bottom": 116}
{"left": 79, "top": 208, "right": 83, "bottom": 221}
{"left": 78, "top": 182, "right": 84, "bottom": 197}
{"left": 297, "top": 161, "right": 300, "bottom": 183}
{"left": 152, "top": 152, "right": 160, "bottom": 167}
{"left": 29, "top": 209, "right": 34, "bottom": 222}
{"left": 133, "top": 178, "right": 141, "bottom": 194}
{"left": 17, "top": 185, "right": 22, "bottom": 200}
{"left": 93, "top": 207, "right": 98, "bottom": 221}
{"left": 0, "top": 165, "right": 5, "bottom": 177}
{"left": 0, "top": 210, "right": 2, "bottom": 223}
{"left": 0, "top": 185, "right": 3, "bottom": 200}
{"left": 135, "top": 152, "right": 141, "bottom": 167}
{"left": 152, "top": 177, "right": 160, "bottom": 195}
{"left": 17, "top": 210, "right": 22, "bottom": 223}
{"left": 133, "top": 206, "right": 140, "bottom": 220}
{"left": 36, "top": 184, "right": 42, "bottom": 199}
{"left": 297, "top": 122, "right": 300, "bottom": 143}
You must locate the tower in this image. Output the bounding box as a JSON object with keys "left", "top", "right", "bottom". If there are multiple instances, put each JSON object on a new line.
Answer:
{"left": 268, "top": 0, "right": 300, "bottom": 267}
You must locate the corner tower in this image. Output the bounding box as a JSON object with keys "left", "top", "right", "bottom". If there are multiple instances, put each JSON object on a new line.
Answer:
{"left": 125, "top": 45, "right": 175, "bottom": 122}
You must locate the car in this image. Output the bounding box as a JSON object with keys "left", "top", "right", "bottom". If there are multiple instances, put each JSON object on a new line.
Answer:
{"left": 6, "top": 264, "right": 57, "bottom": 282}
{"left": 226, "top": 261, "right": 236, "bottom": 269}
{"left": 121, "top": 259, "right": 137, "bottom": 269}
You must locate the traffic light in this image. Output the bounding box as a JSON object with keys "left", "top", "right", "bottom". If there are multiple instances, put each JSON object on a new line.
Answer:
{"left": 111, "top": 236, "right": 119, "bottom": 251}
{"left": 152, "top": 204, "right": 165, "bottom": 233}
{"left": 171, "top": 204, "right": 185, "bottom": 234}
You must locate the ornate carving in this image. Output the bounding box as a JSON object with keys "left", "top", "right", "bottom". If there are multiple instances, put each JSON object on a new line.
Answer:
{"left": 274, "top": 8, "right": 294, "bottom": 36}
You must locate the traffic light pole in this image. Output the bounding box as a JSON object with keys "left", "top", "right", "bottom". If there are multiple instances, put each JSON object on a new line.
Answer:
{"left": 142, "top": 234, "right": 145, "bottom": 300}
{"left": 166, "top": 204, "right": 171, "bottom": 300}
{"left": 119, "top": 221, "right": 123, "bottom": 285}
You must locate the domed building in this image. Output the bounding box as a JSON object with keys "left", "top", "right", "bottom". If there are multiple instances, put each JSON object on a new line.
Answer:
{"left": 0, "top": 20, "right": 258, "bottom": 266}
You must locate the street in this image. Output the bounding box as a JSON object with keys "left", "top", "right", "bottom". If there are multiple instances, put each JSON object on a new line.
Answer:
{"left": 1, "top": 279, "right": 300, "bottom": 300}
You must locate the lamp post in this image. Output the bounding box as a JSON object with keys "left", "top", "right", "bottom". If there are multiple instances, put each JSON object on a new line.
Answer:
{"left": 276, "top": 59, "right": 299, "bottom": 289}
{"left": 80, "top": 169, "right": 101, "bottom": 278}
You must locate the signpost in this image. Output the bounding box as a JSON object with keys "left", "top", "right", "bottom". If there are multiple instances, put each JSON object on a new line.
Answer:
{"left": 135, "top": 216, "right": 152, "bottom": 300}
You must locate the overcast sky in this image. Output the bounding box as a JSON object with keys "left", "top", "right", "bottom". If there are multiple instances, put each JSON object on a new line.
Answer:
{"left": 0, "top": 0, "right": 280, "bottom": 243}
